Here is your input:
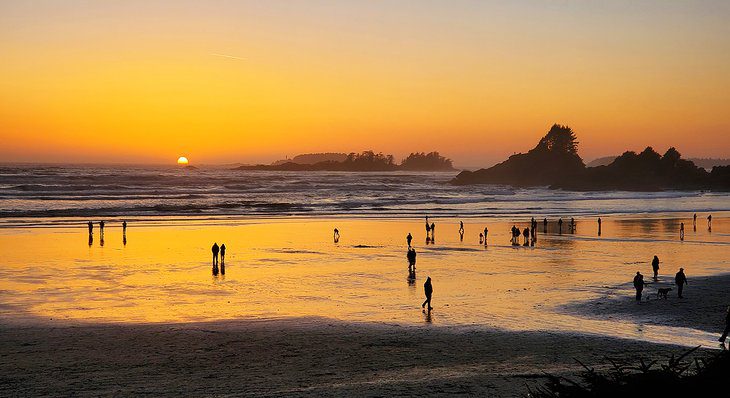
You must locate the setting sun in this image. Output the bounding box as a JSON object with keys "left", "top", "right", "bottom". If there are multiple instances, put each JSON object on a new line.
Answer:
{"left": 177, "top": 156, "right": 189, "bottom": 165}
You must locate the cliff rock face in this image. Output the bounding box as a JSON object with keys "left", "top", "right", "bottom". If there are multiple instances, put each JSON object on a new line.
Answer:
{"left": 452, "top": 124, "right": 729, "bottom": 191}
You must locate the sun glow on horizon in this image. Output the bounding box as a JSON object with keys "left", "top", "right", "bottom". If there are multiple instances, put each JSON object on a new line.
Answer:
{"left": 177, "top": 157, "right": 189, "bottom": 165}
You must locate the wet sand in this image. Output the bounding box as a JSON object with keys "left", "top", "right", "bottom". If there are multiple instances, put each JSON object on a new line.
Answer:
{"left": 0, "top": 317, "right": 694, "bottom": 397}
{"left": 1, "top": 214, "right": 728, "bottom": 396}
{"left": 564, "top": 273, "right": 730, "bottom": 335}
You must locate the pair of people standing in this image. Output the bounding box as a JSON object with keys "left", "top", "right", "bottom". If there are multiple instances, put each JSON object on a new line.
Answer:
{"left": 211, "top": 243, "right": 226, "bottom": 266}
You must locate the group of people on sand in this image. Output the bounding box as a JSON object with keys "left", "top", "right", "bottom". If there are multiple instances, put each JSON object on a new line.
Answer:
{"left": 86, "top": 220, "right": 127, "bottom": 246}
{"left": 680, "top": 213, "right": 712, "bottom": 240}
{"left": 633, "top": 255, "right": 688, "bottom": 301}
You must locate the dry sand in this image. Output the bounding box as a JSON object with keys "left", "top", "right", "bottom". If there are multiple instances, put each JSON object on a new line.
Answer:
{"left": 0, "top": 316, "right": 702, "bottom": 397}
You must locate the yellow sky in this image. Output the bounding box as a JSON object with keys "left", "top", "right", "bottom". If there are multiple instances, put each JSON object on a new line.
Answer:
{"left": 1, "top": 1, "right": 729, "bottom": 166}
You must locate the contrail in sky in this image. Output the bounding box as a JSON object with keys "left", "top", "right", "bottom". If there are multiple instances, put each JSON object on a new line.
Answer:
{"left": 210, "top": 53, "right": 247, "bottom": 61}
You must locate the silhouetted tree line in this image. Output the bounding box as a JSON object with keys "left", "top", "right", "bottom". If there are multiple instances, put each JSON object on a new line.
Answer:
{"left": 400, "top": 152, "right": 454, "bottom": 171}
{"left": 452, "top": 124, "right": 730, "bottom": 191}
{"left": 235, "top": 151, "right": 454, "bottom": 172}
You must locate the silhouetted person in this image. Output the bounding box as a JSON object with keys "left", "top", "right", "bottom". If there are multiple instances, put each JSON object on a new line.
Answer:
{"left": 530, "top": 219, "right": 536, "bottom": 240}
{"left": 220, "top": 243, "right": 226, "bottom": 264}
{"left": 425, "top": 216, "right": 430, "bottom": 235}
{"left": 675, "top": 268, "right": 688, "bottom": 298}
{"left": 719, "top": 306, "right": 730, "bottom": 343}
{"left": 633, "top": 272, "right": 645, "bottom": 301}
{"left": 558, "top": 218, "right": 563, "bottom": 234}
{"left": 87, "top": 221, "right": 93, "bottom": 235}
{"left": 543, "top": 218, "right": 548, "bottom": 233}
{"left": 680, "top": 222, "right": 685, "bottom": 240}
{"left": 212, "top": 243, "right": 220, "bottom": 266}
{"left": 693, "top": 213, "right": 697, "bottom": 231}
{"left": 99, "top": 220, "right": 105, "bottom": 236}
{"left": 430, "top": 223, "right": 435, "bottom": 238}
{"left": 708, "top": 214, "right": 712, "bottom": 231}
{"left": 510, "top": 225, "right": 518, "bottom": 245}
{"left": 522, "top": 227, "right": 529, "bottom": 245}
{"left": 333, "top": 228, "right": 340, "bottom": 243}
{"left": 422, "top": 276, "right": 433, "bottom": 311}
{"left": 407, "top": 248, "right": 417, "bottom": 270}
{"left": 570, "top": 217, "right": 576, "bottom": 233}
{"left": 406, "top": 233, "right": 412, "bottom": 247}
{"left": 652, "top": 255, "right": 660, "bottom": 280}
{"left": 597, "top": 217, "right": 602, "bottom": 236}
{"left": 483, "top": 227, "right": 488, "bottom": 245}
{"left": 459, "top": 221, "right": 464, "bottom": 235}
{"left": 479, "top": 233, "right": 484, "bottom": 244}
{"left": 122, "top": 221, "right": 127, "bottom": 235}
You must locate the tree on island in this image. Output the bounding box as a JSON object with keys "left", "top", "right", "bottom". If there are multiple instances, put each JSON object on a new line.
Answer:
{"left": 400, "top": 152, "right": 455, "bottom": 171}
{"left": 535, "top": 124, "right": 579, "bottom": 155}
{"left": 340, "top": 151, "right": 397, "bottom": 171}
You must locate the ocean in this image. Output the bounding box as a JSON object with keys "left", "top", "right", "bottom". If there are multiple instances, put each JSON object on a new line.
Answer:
{"left": 1, "top": 165, "right": 729, "bottom": 223}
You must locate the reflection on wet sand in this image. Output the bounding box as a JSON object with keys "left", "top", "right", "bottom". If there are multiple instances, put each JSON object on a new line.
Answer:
{"left": 0, "top": 215, "right": 728, "bottom": 348}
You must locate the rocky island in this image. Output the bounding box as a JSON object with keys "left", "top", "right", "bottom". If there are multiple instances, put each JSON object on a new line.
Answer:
{"left": 452, "top": 124, "right": 730, "bottom": 191}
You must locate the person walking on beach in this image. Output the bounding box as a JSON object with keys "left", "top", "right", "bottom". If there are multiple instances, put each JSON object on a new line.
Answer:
{"left": 708, "top": 214, "right": 712, "bottom": 231}
{"left": 693, "top": 213, "right": 697, "bottom": 231}
{"left": 570, "top": 217, "right": 576, "bottom": 233}
{"left": 220, "top": 243, "right": 226, "bottom": 264}
{"left": 675, "top": 268, "right": 688, "bottom": 298}
{"left": 597, "top": 217, "right": 602, "bottom": 236}
{"left": 459, "top": 221, "right": 464, "bottom": 235}
{"left": 422, "top": 276, "right": 433, "bottom": 311}
{"left": 522, "top": 227, "right": 529, "bottom": 246}
{"left": 483, "top": 227, "right": 488, "bottom": 245}
{"left": 633, "top": 271, "right": 646, "bottom": 301}
{"left": 87, "top": 221, "right": 93, "bottom": 235}
{"left": 680, "top": 222, "right": 685, "bottom": 241}
{"left": 406, "top": 233, "right": 413, "bottom": 247}
{"left": 719, "top": 306, "right": 730, "bottom": 343}
{"left": 99, "top": 220, "right": 105, "bottom": 236}
{"left": 430, "top": 222, "right": 435, "bottom": 239}
{"left": 510, "top": 225, "right": 518, "bottom": 245}
{"left": 211, "top": 243, "right": 220, "bottom": 266}
{"left": 543, "top": 217, "right": 548, "bottom": 233}
{"left": 122, "top": 221, "right": 127, "bottom": 235}
{"left": 425, "top": 216, "right": 430, "bottom": 235}
{"left": 558, "top": 218, "right": 563, "bottom": 234}
{"left": 652, "top": 255, "right": 660, "bottom": 280}
{"left": 333, "top": 228, "right": 340, "bottom": 242}
{"left": 479, "top": 232, "right": 484, "bottom": 244}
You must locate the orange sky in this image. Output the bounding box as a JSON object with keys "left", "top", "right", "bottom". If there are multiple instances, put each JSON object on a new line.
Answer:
{"left": 1, "top": 1, "right": 729, "bottom": 166}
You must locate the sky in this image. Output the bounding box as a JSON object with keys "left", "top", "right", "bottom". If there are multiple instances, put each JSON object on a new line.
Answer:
{"left": 1, "top": 0, "right": 729, "bottom": 166}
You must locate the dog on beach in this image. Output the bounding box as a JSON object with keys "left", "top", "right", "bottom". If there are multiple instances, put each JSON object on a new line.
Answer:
{"left": 657, "top": 287, "right": 672, "bottom": 299}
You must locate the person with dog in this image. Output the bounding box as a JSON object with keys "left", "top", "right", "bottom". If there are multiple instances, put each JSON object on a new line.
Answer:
{"left": 633, "top": 271, "right": 646, "bottom": 301}
{"left": 652, "top": 255, "right": 660, "bottom": 280}
{"left": 675, "top": 268, "right": 688, "bottom": 298}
